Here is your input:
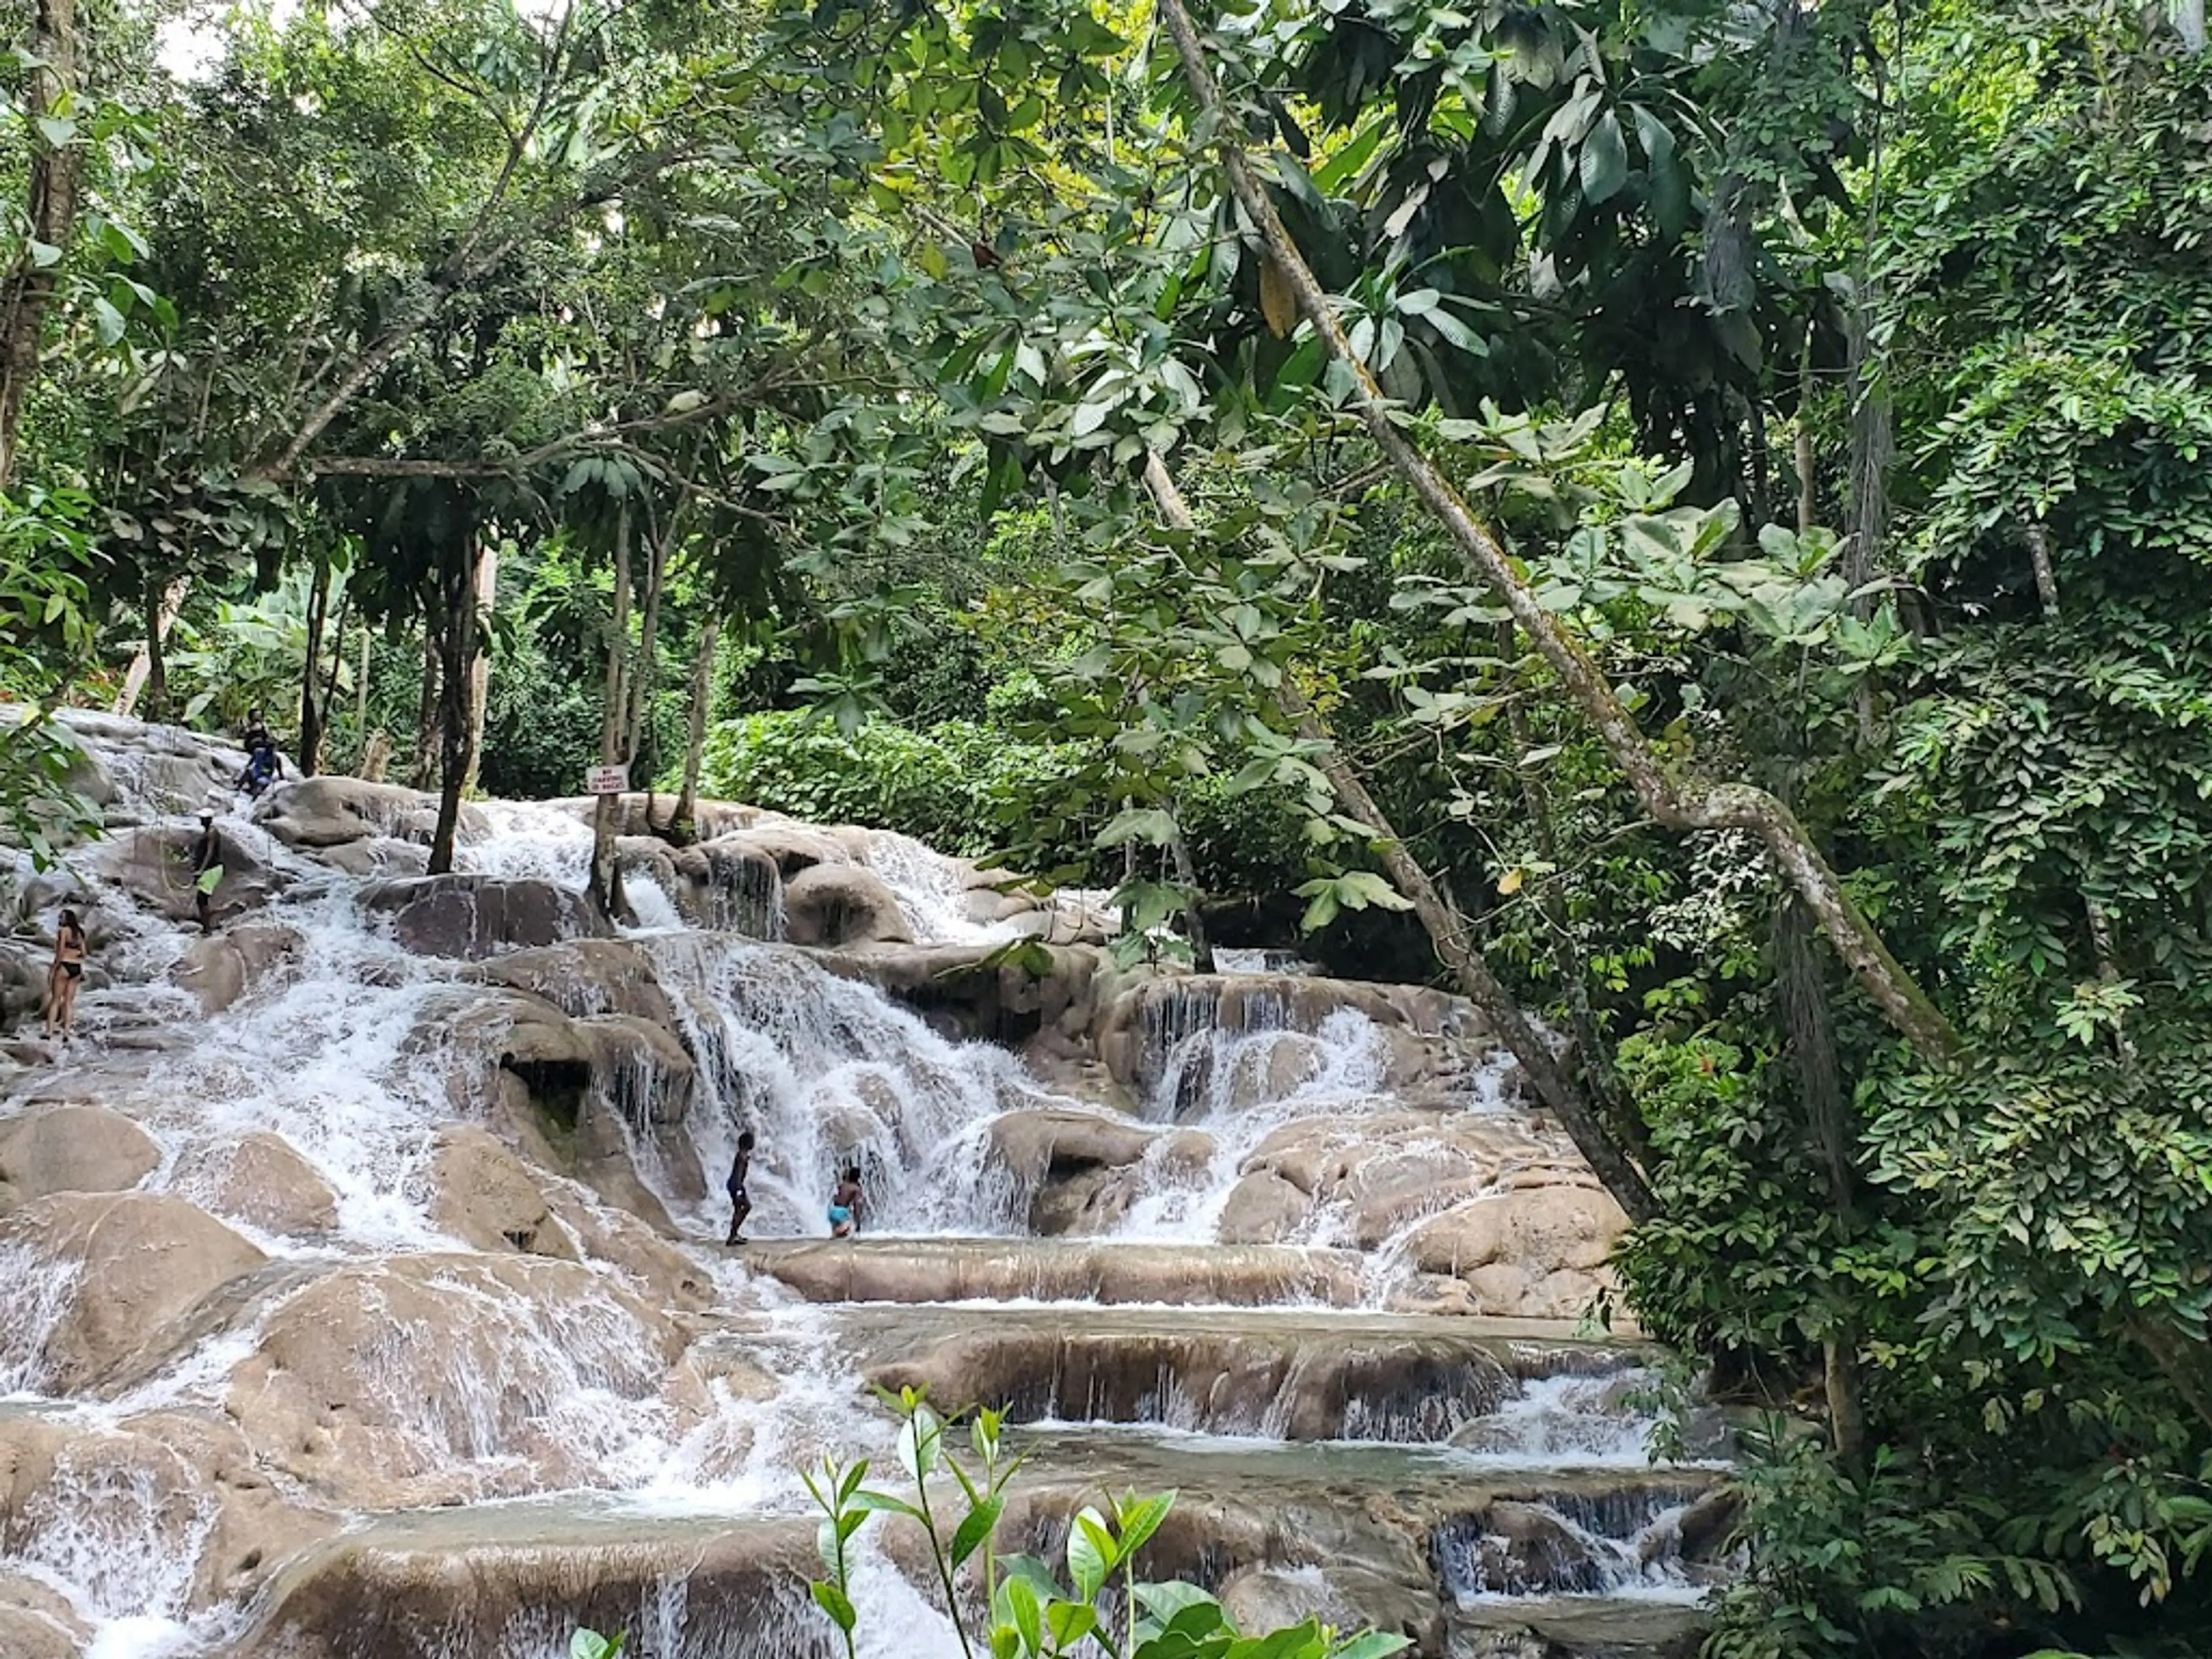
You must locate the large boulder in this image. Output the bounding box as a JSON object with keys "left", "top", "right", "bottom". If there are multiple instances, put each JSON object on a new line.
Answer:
{"left": 0, "top": 1101, "right": 161, "bottom": 1209}
{"left": 1094, "top": 972, "right": 1495, "bottom": 1108}
{"left": 55, "top": 711, "right": 233, "bottom": 818}
{"left": 255, "top": 776, "right": 463, "bottom": 850}
{"left": 1407, "top": 1186, "right": 1628, "bottom": 1320}
{"left": 419, "top": 1126, "right": 576, "bottom": 1259}
{"left": 779, "top": 864, "right": 911, "bottom": 948}
{"left": 169, "top": 922, "right": 304, "bottom": 1014}
{"left": 444, "top": 991, "right": 685, "bottom": 1229}
{"left": 0, "top": 1569, "right": 88, "bottom": 1659}
{"left": 1218, "top": 1170, "right": 1312, "bottom": 1245}
{"left": 90, "top": 822, "right": 289, "bottom": 928}
{"left": 359, "top": 874, "right": 608, "bottom": 959}
{"left": 985, "top": 1109, "right": 1210, "bottom": 1236}
{"left": 0, "top": 1411, "right": 336, "bottom": 1619}
{"left": 472, "top": 938, "right": 677, "bottom": 1028}
{"left": 0, "top": 1192, "right": 266, "bottom": 1392}
{"left": 226, "top": 1254, "right": 695, "bottom": 1506}
{"left": 175, "top": 1132, "right": 339, "bottom": 1238}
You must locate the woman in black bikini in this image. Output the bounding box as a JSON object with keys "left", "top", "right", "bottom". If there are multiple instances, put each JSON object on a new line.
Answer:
{"left": 44, "top": 908, "right": 87, "bottom": 1039}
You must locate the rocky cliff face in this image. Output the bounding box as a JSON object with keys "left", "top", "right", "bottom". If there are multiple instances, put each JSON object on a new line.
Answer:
{"left": 0, "top": 714, "right": 1714, "bottom": 1659}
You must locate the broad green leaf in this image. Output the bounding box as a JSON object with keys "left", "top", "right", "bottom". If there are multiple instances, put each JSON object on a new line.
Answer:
{"left": 1067, "top": 1505, "right": 1112, "bottom": 1598}
{"left": 810, "top": 1580, "right": 856, "bottom": 1635}
{"left": 1579, "top": 110, "right": 1628, "bottom": 205}
{"left": 951, "top": 1494, "right": 1006, "bottom": 1566}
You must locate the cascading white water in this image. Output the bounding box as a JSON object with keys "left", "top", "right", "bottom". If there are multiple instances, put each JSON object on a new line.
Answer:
{"left": 639, "top": 933, "right": 1047, "bottom": 1238}
{"left": 0, "top": 718, "right": 1706, "bottom": 1658}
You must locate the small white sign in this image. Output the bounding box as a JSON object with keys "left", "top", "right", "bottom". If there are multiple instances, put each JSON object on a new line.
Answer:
{"left": 585, "top": 763, "right": 631, "bottom": 795}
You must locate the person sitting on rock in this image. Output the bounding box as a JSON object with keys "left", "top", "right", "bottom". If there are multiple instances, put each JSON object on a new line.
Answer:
{"left": 237, "top": 724, "right": 283, "bottom": 799}
{"left": 191, "top": 812, "right": 223, "bottom": 934}
{"left": 43, "top": 908, "right": 87, "bottom": 1040}
{"left": 725, "top": 1130, "right": 756, "bottom": 1246}
{"left": 828, "top": 1164, "right": 863, "bottom": 1238}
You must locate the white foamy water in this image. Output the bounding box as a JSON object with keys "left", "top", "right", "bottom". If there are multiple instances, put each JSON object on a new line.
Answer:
{"left": 0, "top": 718, "right": 1699, "bottom": 1656}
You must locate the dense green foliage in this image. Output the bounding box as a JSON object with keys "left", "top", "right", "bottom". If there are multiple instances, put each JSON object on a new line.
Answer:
{"left": 9, "top": 0, "right": 2212, "bottom": 1651}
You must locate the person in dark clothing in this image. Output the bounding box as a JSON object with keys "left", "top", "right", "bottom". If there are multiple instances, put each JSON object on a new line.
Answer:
{"left": 191, "top": 812, "right": 222, "bottom": 933}
{"left": 724, "top": 1130, "right": 756, "bottom": 1245}
{"left": 43, "top": 908, "right": 87, "bottom": 1039}
{"left": 237, "top": 710, "right": 283, "bottom": 799}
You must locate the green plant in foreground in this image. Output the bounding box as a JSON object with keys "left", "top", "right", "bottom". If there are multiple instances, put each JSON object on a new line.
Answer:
{"left": 802, "top": 1389, "right": 1408, "bottom": 1659}
{"left": 570, "top": 1631, "right": 626, "bottom": 1659}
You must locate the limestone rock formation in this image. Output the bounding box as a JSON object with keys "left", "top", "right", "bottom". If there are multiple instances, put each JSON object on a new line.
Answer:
{"left": 0, "top": 1101, "right": 160, "bottom": 1209}
{"left": 169, "top": 922, "right": 304, "bottom": 1014}
{"left": 359, "top": 874, "right": 609, "bottom": 959}
{"left": 176, "top": 1131, "right": 340, "bottom": 1237}
{"left": 779, "top": 863, "right": 912, "bottom": 948}
{"left": 226, "top": 1255, "right": 693, "bottom": 1507}
{"left": 1, "top": 1192, "right": 266, "bottom": 1391}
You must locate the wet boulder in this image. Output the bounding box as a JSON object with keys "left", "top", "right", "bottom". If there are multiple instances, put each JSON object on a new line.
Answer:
{"left": 225, "top": 1253, "right": 695, "bottom": 1507}
{"left": 779, "top": 863, "right": 911, "bottom": 948}
{"left": 0, "top": 1569, "right": 88, "bottom": 1659}
{"left": 0, "top": 1192, "right": 266, "bottom": 1392}
{"left": 0, "top": 1101, "right": 161, "bottom": 1209}
{"left": 1408, "top": 1185, "right": 1627, "bottom": 1319}
{"left": 419, "top": 1126, "right": 576, "bottom": 1259}
{"left": 169, "top": 922, "right": 304, "bottom": 1014}
{"left": 359, "top": 874, "right": 609, "bottom": 959}
{"left": 1218, "top": 1170, "right": 1312, "bottom": 1244}
{"left": 255, "top": 775, "right": 456, "bottom": 850}
{"left": 90, "top": 821, "right": 289, "bottom": 928}
{"left": 176, "top": 1131, "right": 340, "bottom": 1238}
{"left": 472, "top": 938, "right": 676, "bottom": 1028}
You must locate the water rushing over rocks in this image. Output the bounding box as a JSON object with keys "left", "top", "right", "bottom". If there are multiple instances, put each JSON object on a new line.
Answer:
{"left": 0, "top": 714, "right": 1730, "bottom": 1659}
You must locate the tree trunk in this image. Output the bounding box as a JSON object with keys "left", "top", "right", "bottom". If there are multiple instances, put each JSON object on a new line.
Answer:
{"left": 673, "top": 613, "right": 720, "bottom": 839}
{"left": 0, "top": 0, "right": 82, "bottom": 493}
{"left": 411, "top": 623, "right": 442, "bottom": 790}
{"left": 590, "top": 505, "right": 633, "bottom": 914}
{"left": 300, "top": 555, "right": 332, "bottom": 776}
{"left": 1141, "top": 450, "right": 1654, "bottom": 1221}
{"left": 2025, "top": 522, "right": 2061, "bottom": 620}
{"left": 1167, "top": 825, "right": 1215, "bottom": 972}
{"left": 355, "top": 624, "right": 372, "bottom": 734}
{"left": 462, "top": 541, "right": 498, "bottom": 793}
{"left": 318, "top": 586, "right": 352, "bottom": 770}
{"left": 625, "top": 508, "right": 671, "bottom": 819}
{"left": 1795, "top": 426, "right": 1816, "bottom": 534}
{"left": 114, "top": 577, "right": 190, "bottom": 718}
{"left": 428, "top": 535, "right": 480, "bottom": 874}
{"left": 2177, "top": 0, "right": 2207, "bottom": 53}
{"left": 1155, "top": 0, "right": 1960, "bottom": 1068}
{"left": 1502, "top": 626, "right": 1646, "bottom": 1157}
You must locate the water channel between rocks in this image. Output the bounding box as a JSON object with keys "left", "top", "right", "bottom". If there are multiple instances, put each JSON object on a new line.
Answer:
{"left": 0, "top": 713, "right": 1734, "bottom": 1659}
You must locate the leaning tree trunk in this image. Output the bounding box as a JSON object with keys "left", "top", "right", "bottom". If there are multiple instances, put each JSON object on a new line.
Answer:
{"left": 427, "top": 536, "right": 480, "bottom": 874}
{"left": 411, "top": 623, "right": 442, "bottom": 790}
{"left": 625, "top": 509, "right": 671, "bottom": 825}
{"left": 673, "top": 613, "right": 720, "bottom": 840}
{"left": 0, "top": 0, "right": 82, "bottom": 493}
{"left": 590, "top": 505, "right": 634, "bottom": 915}
{"left": 1155, "top": 0, "right": 1959, "bottom": 1069}
{"left": 141, "top": 571, "right": 179, "bottom": 722}
{"left": 1166, "top": 825, "right": 1215, "bottom": 972}
{"left": 299, "top": 555, "right": 332, "bottom": 775}
{"left": 461, "top": 542, "right": 497, "bottom": 794}
{"left": 1141, "top": 450, "right": 1654, "bottom": 1221}
{"left": 114, "top": 576, "right": 190, "bottom": 718}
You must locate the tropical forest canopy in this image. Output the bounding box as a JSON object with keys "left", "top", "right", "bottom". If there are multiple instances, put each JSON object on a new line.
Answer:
{"left": 7, "top": 0, "right": 2212, "bottom": 1650}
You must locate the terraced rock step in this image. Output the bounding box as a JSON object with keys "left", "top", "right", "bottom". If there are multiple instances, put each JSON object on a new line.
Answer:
{"left": 234, "top": 1503, "right": 829, "bottom": 1659}
{"left": 800, "top": 1302, "right": 1654, "bottom": 1443}
{"left": 742, "top": 1236, "right": 1368, "bottom": 1306}
{"left": 1450, "top": 1595, "right": 1707, "bottom": 1659}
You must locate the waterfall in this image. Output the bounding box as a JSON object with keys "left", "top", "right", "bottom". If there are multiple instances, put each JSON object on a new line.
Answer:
{"left": 0, "top": 716, "right": 1718, "bottom": 1659}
